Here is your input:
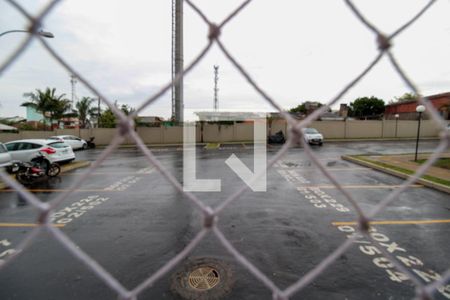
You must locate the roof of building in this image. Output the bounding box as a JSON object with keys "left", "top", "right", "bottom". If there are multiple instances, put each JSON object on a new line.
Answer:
{"left": 0, "top": 123, "right": 18, "bottom": 131}
{"left": 385, "top": 92, "right": 450, "bottom": 107}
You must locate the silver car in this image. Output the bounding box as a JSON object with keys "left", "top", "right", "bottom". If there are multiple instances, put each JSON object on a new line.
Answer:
{"left": 5, "top": 139, "right": 75, "bottom": 164}
{"left": 301, "top": 128, "right": 324, "bottom": 146}
{"left": 49, "top": 135, "right": 87, "bottom": 150}
{"left": 0, "top": 142, "right": 13, "bottom": 168}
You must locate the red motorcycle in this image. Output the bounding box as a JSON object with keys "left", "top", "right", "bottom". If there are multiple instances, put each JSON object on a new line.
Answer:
{"left": 12, "top": 151, "right": 61, "bottom": 185}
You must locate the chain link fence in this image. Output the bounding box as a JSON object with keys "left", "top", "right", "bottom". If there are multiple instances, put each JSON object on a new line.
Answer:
{"left": 0, "top": 0, "right": 449, "bottom": 299}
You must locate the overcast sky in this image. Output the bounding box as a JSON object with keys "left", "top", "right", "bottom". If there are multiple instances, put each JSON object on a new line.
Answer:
{"left": 1, "top": 0, "right": 449, "bottom": 119}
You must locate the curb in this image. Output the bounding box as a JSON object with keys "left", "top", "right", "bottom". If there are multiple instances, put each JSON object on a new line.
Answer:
{"left": 327, "top": 137, "right": 439, "bottom": 143}
{"left": 342, "top": 155, "right": 450, "bottom": 195}
{"left": 95, "top": 141, "right": 257, "bottom": 149}
{"left": 92, "top": 138, "right": 440, "bottom": 148}
{"left": 0, "top": 160, "right": 91, "bottom": 190}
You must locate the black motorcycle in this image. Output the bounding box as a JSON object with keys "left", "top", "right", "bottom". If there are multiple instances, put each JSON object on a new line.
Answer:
{"left": 13, "top": 152, "right": 61, "bottom": 185}
{"left": 87, "top": 137, "right": 96, "bottom": 149}
{"left": 267, "top": 130, "right": 286, "bottom": 144}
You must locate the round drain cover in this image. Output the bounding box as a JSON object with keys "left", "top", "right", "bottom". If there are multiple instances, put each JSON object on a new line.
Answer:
{"left": 171, "top": 257, "right": 234, "bottom": 300}
{"left": 188, "top": 267, "right": 220, "bottom": 290}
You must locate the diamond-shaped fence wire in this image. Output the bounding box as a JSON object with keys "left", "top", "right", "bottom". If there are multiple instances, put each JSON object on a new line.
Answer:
{"left": 0, "top": 0, "right": 449, "bottom": 299}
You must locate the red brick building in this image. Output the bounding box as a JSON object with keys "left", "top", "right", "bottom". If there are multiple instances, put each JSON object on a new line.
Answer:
{"left": 384, "top": 92, "right": 450, "bottom": 120}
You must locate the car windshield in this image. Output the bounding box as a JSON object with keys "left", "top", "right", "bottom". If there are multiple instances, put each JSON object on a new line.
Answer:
{"left": 48, "top": 137, "right": 61, "bottom": 140}
{"left": 304, "top": 128, "right": 319, "bottom": 134}
{"left": 47, "top": 142, "right": 69, "bottom": 148}
{"left": 0, "top": 144, "right": 7, "bottom": 153}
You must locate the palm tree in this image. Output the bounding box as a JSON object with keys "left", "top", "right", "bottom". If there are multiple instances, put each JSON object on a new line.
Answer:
{"left": 54, "top": 99, "right": 74, "bottom": 129}
{"left": 22, "top": 88, "right": 69, "bottom": 130}
{"left": 75, "top": 97, "right": 96, "bottom": 128}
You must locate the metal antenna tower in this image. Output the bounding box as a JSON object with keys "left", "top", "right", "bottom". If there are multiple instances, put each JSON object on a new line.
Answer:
{"left": 171, "top": 0, "right": 183, "bottom": 122}
{"left": 214, "top": 65, "right": 219, "bottom": 111}
{"left": 70, "top": 74, "right": 77, "bottom": 108}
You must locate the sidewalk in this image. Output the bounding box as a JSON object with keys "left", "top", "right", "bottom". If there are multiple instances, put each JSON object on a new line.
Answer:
{"left": 342, "top": 152, "right": 450, "bottom": 194}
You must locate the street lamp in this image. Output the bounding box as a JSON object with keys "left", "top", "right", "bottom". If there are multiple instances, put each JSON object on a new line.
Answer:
{"left": 0, "top": 29, "right": 54, "bottom": 38}
{"left": 414, "top": 105, "right": 426, "bottom": 162}
{"left": 394, "top": 114, "right": 399, "bottom": 138}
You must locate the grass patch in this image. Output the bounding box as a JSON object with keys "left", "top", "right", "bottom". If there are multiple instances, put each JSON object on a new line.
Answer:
{"left": 354, "top": 155, "right": 450, "bottom": 187}
{"left": 415, "top": 158, "right": 450, "bottom": 170}
{"left": 205, "top": 143, "right": 220, "bottom": 149}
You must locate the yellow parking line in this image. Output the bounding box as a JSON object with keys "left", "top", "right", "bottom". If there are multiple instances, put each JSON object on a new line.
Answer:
{"left": 304, "top": 184, "right": 423, "bottom": 189}
{"left": 332, "top": 219, "right": 450, "bottom": 226}
{"left": 275, "top": 167, "right": 368, "bottom": 171}
{"left": 0, "top": 223, "right": 65, "bottom": 228}
{"left": 327, "top": 168, "right": 368, "bottom": 171}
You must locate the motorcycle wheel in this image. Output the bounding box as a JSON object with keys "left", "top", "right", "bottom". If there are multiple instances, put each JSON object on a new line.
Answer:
{"left": 16, "top": 173, "right": 33, "bottom": 185}
{"left": 46, "top": 164, "right": 61, "bottom": 177}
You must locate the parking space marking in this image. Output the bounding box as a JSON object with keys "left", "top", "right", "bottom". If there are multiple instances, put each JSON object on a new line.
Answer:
{"left": 0, "top": 223, "right": 65, "bottom": 228}
{"left": 0, "top": 189, "right": 125, "bottom": 193}
{"left": 276, "top": 169, "right": 351, "bottom": 212}
{"left": 296, "top": 187, "right": 351, "bottom": 212}
{"left": 336, "top": 225, "right": 450, "bottom": 298}
{"left": 0, "top": 239, "right": 16, "bottom": 264}
{"left": 61, "top": 167, "right": 155, "bottom": 176}
{"left": 2, "top": 169, "right": 149, "bottom": 194}
{"left": 304, "top": 184, "right": 423, "bottom": 189}
{"left": 332, "top": 219, "right": 450, "bottom": 226}
{"left": 275, "top": 165, "right": 368, "bottom": 172}
{"left": 325, "top": 168, "right": 368, "bottom": 171}
{"left": 103, "top": 175, "right": 142, "bottom": 191}
{"left": 50, "top": 195, "right": 110, "bottom": 225}
{"left": 61, "top": 171, "right": 153, "bottom": 176}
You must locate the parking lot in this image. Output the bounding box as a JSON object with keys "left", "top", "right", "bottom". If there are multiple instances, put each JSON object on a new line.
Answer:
{"left": 0, "top": 140, "right": 449, "bottom": 299}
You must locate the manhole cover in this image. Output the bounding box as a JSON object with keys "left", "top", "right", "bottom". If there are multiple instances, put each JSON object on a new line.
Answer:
{"left": 188, "top": 267, "right": 220, "bottom": 290}
{"left": 171, "top": 257, "right": 234, "bottom": 300}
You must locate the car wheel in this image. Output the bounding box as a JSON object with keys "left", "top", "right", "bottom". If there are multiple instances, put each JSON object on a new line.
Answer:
{"left": 82, "top": 143, "right": 87, "bottom": 150}
{"left": 319, "top": 142, "right": 323, "bottom": 146}
{"left": 46, "top": 163, "right": 61, "bottom": 177}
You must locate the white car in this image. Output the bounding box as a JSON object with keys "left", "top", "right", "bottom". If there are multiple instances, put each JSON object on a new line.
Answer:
{"left": 5, "top": 139, "right": 75, "bottom": 164}
{"left": 301, "top": 128, "right": 324, "bottom": 146}
{"left": 49, "top": 135, "right": 87, "bottom": 150}
{"left": 0, "top": 142, "right": 13, "bottom": 169}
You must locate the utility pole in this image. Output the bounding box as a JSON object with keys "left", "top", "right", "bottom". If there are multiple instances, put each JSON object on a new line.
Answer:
{"left": 171, "top": 0, "right": 183, "bottom": 122}
{"left": 214, "top": 65, "right": 219, "bottom": 111}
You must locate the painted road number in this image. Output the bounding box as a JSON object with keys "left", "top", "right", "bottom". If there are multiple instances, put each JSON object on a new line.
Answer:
{"left": 337, "top": 225, "right": 450, "bottom": 298}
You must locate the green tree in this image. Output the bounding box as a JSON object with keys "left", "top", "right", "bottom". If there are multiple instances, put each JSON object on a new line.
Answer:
{"left": 349, "top": 96, "right": 385, "bottom": 119}
{"left": 389, "top": 92, "right": 419, "bottom": 104}
{"left": 97, "top": 101, "right": 138, "bottom": 128}
{"left": 76, "top": 97, "right": 96, "bottom": 128}
{"left": 54, "top": 99, "right": 73, "bottom": 129}
{"left": 98, "top": 108, "right": 116, "bottom": 128}
{"left": 120, "top": 104, "right": 135, "bottom": 115}
{"left": 289, "top": 103, "right": 307, "bottom": 114}
{"left": 289, "top": 101, "right": 324, "bottom": 115}
{"left": 22, "top": 88, "right": 70, "bottom": 130}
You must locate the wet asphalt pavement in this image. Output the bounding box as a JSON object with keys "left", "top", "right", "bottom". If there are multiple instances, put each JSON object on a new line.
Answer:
{"left": 0, "top": 140, "right": 449, "bottom": 300}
